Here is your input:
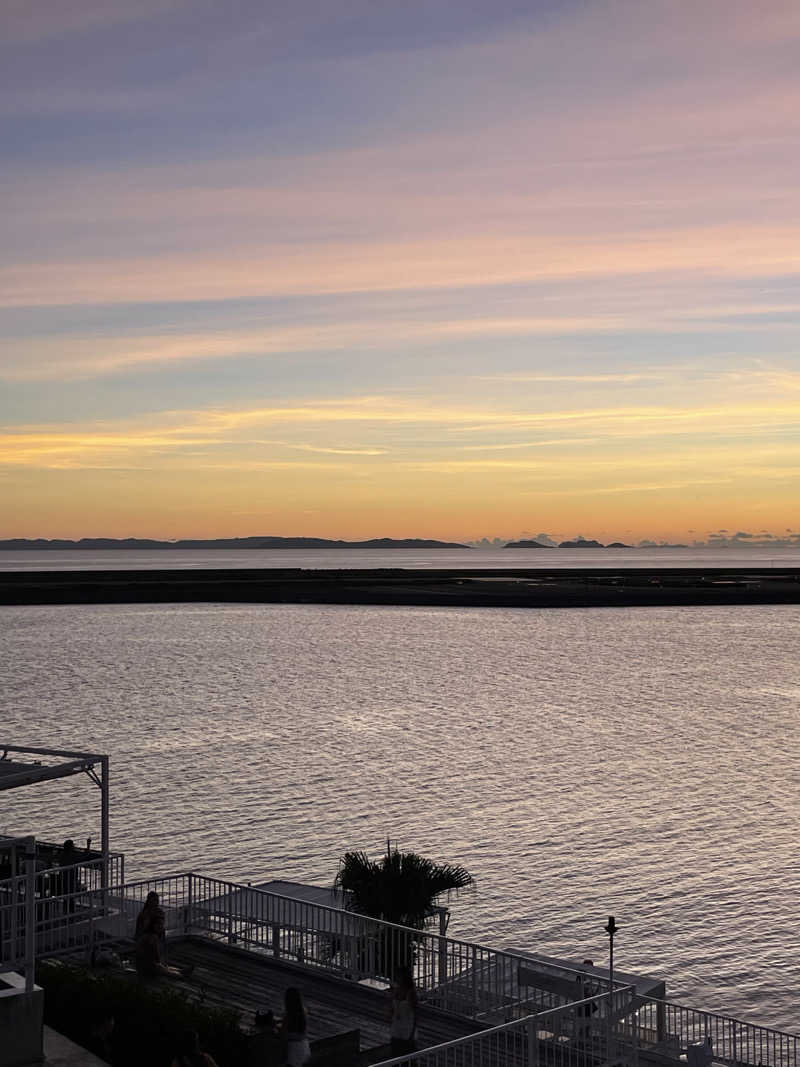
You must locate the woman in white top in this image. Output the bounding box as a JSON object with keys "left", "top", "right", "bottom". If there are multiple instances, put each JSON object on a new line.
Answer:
{"left": 389, "top": 966, "right": 418, "bottom": 1054}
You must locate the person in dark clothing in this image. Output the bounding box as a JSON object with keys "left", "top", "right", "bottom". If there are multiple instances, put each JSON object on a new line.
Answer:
{"left": 389, "top": 966, "right": 418, "bottom": 1054}
{"left": 170, "top": 1029, "right": 219, "bottom": 1067}
{"left": 135, "top": 890, "right": 166, "bottom": 939}
{"left": 58, "top": 840, "right": 80, "bottom": 913}
{"left": 280, "top": 987, "right": 311, "bottom": 1066}
{"left": 135, "top": 914, "right": 189, "bottom": 980}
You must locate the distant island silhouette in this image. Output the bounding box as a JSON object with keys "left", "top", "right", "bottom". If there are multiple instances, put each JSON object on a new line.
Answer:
{"left": 505, "top": 538, "right": 633, "bottom": 549}
{"left": 0, "top": 536, "right": 470, "bottom": 551}
{"left": 504, "top": 539, "right": 553, "bottom": 548}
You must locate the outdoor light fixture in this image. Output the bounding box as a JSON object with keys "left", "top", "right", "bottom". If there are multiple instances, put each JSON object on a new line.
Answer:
{"left": 605, "top": 915, "right": 619, "bottom": 1062}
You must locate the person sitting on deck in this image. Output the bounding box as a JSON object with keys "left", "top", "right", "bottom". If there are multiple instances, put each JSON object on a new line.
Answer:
{"left": 135, "top": 913, "right": 192, "bottom": 980}
{"left": 170, "top": 1029, "right": 219, "bottom": 1067}
{"left": 280, "top": 987, "right": 311, "bottom": 1066}
{"left": 246, "top": 1009, "right": 281, "bottom": 1067}
{"left": 135, "top": 890, "right": 166, "bottom": 940}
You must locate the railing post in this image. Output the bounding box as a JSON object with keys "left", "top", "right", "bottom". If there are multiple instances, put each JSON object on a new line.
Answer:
{"left": 24, "top": 840, "right": 36, "bottom": 994}
{"left": 632, "top": 992, "right": 640, "bottom": 1067}
{"left": 527, "top": 1012, "right": 538, "bottom": 1067}
{"left": 438, "top": 929, "right": 447, "bottom": 997}
{"left": 185, "top": 873, "right": 193, "bottom": 935}
{"left": 471, "top": 944, "right": 478, "bottom": 1017}
{"left": 10, "top": 869, "right": 19, "bottom": 970}
{"left": 87, "top": 887, "right": 95, "bottom": 963}
{"left": 657, "top": 999, "right": 666, "bottom": 1044}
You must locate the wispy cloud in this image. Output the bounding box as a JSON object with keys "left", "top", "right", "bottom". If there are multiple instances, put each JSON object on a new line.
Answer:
{"left": 2, "top": 0, "right": 799, "bottom": 537}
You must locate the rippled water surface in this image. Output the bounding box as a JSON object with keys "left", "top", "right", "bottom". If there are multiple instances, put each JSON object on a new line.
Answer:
{"left": 2, "top": 545, "right": 799, "bottom": 570}
{"left": 2, "top": 603, "right": 799, "bottom": 1030}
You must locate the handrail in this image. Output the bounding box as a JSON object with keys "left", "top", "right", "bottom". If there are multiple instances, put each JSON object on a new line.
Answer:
{"left": 186, "top": 872, "right": 621, "bottom": 985}
{"left": 370, "top": 988, "right": 637, "bottom": 1066}
{"left": 635, "top": 995, "right": 800, "bottom": 1067}
{"left": 12, "top": 868, "right": 800, "bottom": 1067}
{"left": 0, "top": 834, "right": 37, "bottom": 992}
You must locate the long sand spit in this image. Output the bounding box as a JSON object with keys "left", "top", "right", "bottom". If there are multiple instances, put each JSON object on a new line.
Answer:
{"left": 1, "top": 567, "right": 799, "bottom": 608}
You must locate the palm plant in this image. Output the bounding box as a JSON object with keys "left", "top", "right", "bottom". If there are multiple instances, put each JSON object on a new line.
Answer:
{"left": 334, "top": 842, "right": 474, "bottom": 929}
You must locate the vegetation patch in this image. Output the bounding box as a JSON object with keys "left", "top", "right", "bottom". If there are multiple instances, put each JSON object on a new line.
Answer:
{"left": 36, "top": 959, "right": 248, "bottom": 1066}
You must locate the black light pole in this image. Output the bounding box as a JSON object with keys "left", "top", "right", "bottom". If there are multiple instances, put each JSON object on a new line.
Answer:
{"left": 605, "top": 914, "right": 618, "bottom": 990}
{"left": 605, "top": 915, "right": 618, "bottom": 1063}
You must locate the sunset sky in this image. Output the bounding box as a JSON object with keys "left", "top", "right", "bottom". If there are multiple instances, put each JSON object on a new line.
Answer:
{"left": 2, "top": 0, "right": 799, "bottom": 543}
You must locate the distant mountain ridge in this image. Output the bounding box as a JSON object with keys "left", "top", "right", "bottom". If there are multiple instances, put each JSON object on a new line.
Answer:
{"left": 0, "top": 536, "right": 470, "bottom": 550}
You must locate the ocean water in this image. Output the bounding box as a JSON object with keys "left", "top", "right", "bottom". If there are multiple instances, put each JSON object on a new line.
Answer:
{"left": 0, "top": 546, "right": 798, "bottom": 571}
{"left": 2, "top": 602, "right": 799, "bottom": 1031}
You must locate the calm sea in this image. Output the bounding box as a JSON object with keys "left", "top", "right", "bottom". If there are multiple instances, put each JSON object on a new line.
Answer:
{"left": 1, "top": 546, "right": 798, "bottom": 571}
{"left": 2, "top": 602, "right": 799, "bottom": 1031}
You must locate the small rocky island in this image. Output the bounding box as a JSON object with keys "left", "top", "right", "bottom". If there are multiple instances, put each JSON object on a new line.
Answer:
{"left": 504, "top": 539, "right": 553, "bottom": 548}
{"left": 506, "top": 537, "right": 633, "bottom": 549}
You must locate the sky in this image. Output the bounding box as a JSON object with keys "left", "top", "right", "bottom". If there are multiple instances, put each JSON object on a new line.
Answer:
{"left": 2, "top": 0, "right": 799, "bottom": 544}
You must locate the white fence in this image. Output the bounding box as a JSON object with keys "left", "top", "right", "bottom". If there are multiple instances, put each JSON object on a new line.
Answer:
{"left": 162, "top": 873, "right": 616, "bottom": 1024}
{"left": 371, "top": 991, "right": 637, "bottom": 1067}
{"left": 8, "top": 869, "right": 800, "bottom": 1067}
{"left": 635, "top": 997, "right": 800, "bottom": 1067}
{"left": 0, "top": 852, "right": 124, "bottom": 966}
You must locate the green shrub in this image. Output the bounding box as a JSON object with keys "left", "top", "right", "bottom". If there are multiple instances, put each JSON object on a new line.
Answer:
{"left": 36, "top": 960, "right": 249, "bottom": 1066}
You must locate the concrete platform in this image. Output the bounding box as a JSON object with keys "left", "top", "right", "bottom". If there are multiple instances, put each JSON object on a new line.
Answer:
{"left": 42, "top": 1028, "right": 108, "bottom": 1067}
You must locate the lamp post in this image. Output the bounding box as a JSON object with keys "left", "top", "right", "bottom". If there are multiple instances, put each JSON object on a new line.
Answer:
{"left": 605, "top": 915, "right": 618, "bottom": 1064}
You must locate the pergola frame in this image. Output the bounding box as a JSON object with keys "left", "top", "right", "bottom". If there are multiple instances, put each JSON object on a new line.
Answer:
{"left": 0, "top": 743, "right": 109, "bottom": 861}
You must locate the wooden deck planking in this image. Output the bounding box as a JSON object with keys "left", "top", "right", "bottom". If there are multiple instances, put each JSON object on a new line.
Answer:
{"left": 166, "top": 936, "right": 482, "bottom": 1054}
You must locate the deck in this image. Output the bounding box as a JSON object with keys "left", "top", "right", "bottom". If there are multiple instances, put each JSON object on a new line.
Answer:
{"left": 164, "top": 936, "right": 483, "bottom": 1063}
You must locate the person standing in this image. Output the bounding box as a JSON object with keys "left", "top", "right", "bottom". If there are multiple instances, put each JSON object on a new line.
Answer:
{"left": 58, "top": 840, "right": 80, "bottom": 913}
{"left": 280, "top": 987, "right": 311, "bottom": 1066}
{"left": 389, "top": 966, "right": 418, "bottom": 1054}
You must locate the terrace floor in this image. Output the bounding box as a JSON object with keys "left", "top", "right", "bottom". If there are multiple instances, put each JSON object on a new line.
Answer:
{"left": 163, "top": 936, "right": 483, "bottom": 1063}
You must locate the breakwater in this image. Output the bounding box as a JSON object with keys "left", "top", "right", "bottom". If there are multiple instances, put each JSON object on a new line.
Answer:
{"left": 1, "top": 566, "right": 799, "bottom": 607}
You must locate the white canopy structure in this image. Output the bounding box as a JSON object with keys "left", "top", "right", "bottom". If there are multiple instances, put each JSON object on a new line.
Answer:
{"left": 0, "top": 743, "right": 110, "bottom": 862}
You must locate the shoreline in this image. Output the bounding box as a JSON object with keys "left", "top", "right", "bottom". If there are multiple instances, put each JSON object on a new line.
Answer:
{"left": 1, "top": 566, "right": 799, "bottom": 608}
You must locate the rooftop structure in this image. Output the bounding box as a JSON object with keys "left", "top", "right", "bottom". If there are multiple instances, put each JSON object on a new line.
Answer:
{"left": 0, "top": 743, "right": 110, "bottom": 862}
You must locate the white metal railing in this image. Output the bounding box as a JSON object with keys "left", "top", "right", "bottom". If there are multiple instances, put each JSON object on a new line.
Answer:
{"left": 370, "top": 989, "right": 638, "bottom": 1066}
{"left": 65, "top": 872, "right": 618, "bottom": 1023}
{"left": 13, "top": 869, "right": 800, "bottom": 1067}
{"left": 0, "top": 852, "right": 124, "bottom": 965}
{"left": 0, "top": 835, "right": 36, "bottom": 990}
{"left": 635, "top": 996, "right": 800, "bottom": 1067}
{"left": 181, "top": 873, "right": 620, "bottom": 1023}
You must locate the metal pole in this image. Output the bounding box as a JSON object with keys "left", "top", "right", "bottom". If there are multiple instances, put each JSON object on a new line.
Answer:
{"left": 605, "top": 915, "right": 618, "bottom": 1065}
{"left": 527, "top": 1012, "right": 538, "bottom": 1067}
{"left": 100, "top": 756, "right": 110, "bottom": 880}
{"left": 24, "top": 838, "right": 36, "bottom": 995}
{"left": 9, "top": 843, "right": 18, "bottom": 967}
{"left": 438, "top": 907, "right": 447, "bottom": 991}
